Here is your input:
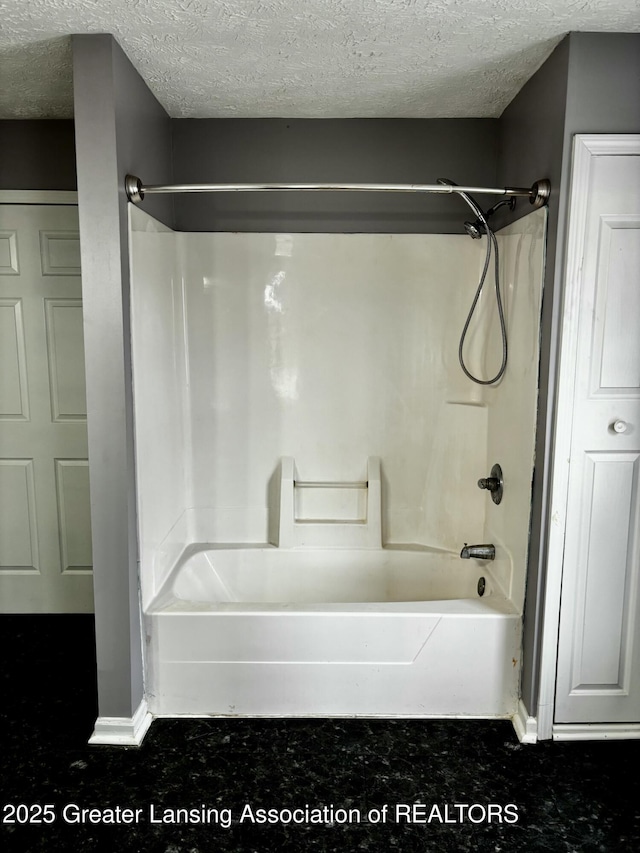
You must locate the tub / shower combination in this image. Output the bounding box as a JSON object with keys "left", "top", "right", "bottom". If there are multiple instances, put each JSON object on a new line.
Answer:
{"left": 146, "top": 457, "right": 521, "bottom": 717}
{"left": 129, "top": 204, "right": 546, "bottom": 725}
{"left": 147, "top": 544, "right": 520, "bottom": 717}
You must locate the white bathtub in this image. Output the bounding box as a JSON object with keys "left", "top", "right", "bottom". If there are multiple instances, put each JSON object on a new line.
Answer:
{"left": 146, "top": 544, "right": 521, "bottom": 718}
{"left": 167, "top": 545, "right": 487, "bottom": 604}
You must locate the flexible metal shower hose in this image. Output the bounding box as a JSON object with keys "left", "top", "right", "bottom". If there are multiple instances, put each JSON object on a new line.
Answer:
{"left": 459, "top": 225, "right": 507, "bottom": 385}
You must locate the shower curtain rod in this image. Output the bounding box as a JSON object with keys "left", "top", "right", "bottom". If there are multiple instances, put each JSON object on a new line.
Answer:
{"left": 125, "top": 174, "right": 551, "bottom": 207}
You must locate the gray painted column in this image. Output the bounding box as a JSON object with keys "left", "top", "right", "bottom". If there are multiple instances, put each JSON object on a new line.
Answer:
{"left": 497, "top": 37, "right": 570, "bottom": 715}
{"left": 498, "top": 32, "right": 640, "bottom": 717}
{"left": 72, "top": 34, "right": 173, "bottom": 719}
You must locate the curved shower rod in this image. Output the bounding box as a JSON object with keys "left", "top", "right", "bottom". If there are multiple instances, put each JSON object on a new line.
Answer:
{"left": 125, "top": 174, "right": 551, "bottom": 207}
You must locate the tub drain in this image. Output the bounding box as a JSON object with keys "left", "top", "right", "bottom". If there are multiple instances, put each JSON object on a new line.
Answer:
{"left": 477, "top": 577, "right": 486, "bottom": 597}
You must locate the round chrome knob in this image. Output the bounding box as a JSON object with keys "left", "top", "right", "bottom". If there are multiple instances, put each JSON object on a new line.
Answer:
{"left": 613, "top": 420, "right": 628, "bottom": 434}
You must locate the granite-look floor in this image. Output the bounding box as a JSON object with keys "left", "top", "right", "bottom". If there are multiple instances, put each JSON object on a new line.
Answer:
{"left": 1, "top": 616, "right": 639, "bottom": 852}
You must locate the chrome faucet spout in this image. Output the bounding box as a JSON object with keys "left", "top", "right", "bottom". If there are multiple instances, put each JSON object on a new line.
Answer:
{"left": 460, "top": 543, "right": 495, "bottom": 560}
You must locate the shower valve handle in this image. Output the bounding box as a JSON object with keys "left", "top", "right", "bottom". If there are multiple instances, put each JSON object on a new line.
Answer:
{"left": 477, "top": 463, "right": 503, "bottom": 505}
{"left": 478, "top": 477, "right": 500, "bottom": 492}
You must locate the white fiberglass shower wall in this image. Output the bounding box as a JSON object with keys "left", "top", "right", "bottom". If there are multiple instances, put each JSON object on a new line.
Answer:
{"left": 129, "top": 206, "right": 546, "bottom": 719}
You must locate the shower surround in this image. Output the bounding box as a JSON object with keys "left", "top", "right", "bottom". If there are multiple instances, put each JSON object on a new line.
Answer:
{"left": 129, "top": 207, "right": 546, "bottom": 719}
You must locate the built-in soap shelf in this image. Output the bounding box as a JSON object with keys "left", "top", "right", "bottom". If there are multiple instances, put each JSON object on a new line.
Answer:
{"left": 278, "top": 457, "right": 382, "bottom": 548}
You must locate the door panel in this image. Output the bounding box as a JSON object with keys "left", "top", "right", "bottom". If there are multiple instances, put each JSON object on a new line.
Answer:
{"left": 555, "top": 150, "right": 640, "bottom": 723}
{"left": 0, "top": 203, "right": 93, "bottom": 612}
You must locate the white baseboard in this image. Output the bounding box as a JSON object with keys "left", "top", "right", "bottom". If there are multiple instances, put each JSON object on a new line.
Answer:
{"left": 553, "top": 722, "right": 640, "bottom": 741}
{"left": 89, "top": 698, "right": 153, "bottom": 747}
{"left": 511, "top": 699, "right": 538, "bottom": 744}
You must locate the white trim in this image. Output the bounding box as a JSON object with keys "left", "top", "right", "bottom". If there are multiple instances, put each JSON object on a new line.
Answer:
{"left": 537, "top": 134, "right": 640, "bottom": 740}
{"left": 553, "top": 723, "right": 640, "bottom": 741}
{"left": 89, "top": 698, "right": 153, "bottom": 747}
{"left": 511, "top": 699, "right": 538, "bottom": 744}
{"left": 0, "top": 191, "right": 78, "bottom": 205}
{"left": 151, "top": 712, "right": 514, "bottom": 720}
{"left": 575, "top": 134, "right": 640, "bottom": 157}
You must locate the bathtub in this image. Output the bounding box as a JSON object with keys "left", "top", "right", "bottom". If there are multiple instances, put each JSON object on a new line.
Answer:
{"left": 146, "top": 544, "right": 521, "bottom": 718}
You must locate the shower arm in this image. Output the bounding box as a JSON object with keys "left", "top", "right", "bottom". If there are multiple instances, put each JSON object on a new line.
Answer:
{"left": 125, "top": 174, "right": 551, "bottom": 207}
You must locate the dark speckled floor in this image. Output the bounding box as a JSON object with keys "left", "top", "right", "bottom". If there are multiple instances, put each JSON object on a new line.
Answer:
{"left": 1, "top": 616, "right": 639, "bottom": 852}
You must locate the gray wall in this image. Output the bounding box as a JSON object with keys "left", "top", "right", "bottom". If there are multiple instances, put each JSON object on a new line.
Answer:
{"left": 73, "top": 34, "right": 173, "bottom": 719}
{"left": 171, "top": 118, "right": 498, "bottom": 232}
{"left": 499, "top": 32, "right": 640, "bottom": 715}
{"left": 497, "top": 36, "right": 570, "bottom": 714}
{"left": 0, "top": 120, "right": 76, "bottom": 190}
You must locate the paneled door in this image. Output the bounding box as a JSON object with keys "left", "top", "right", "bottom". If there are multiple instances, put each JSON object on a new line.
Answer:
{"left": 0, "top": 201, "right": 93, "bottom": 612}
{"left": 555, "top": 137, "right": 640, "bottom": 724}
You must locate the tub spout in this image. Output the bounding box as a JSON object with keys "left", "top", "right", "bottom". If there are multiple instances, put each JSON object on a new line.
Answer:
{"left": 460, "top": 543, "right": 495, "bottom": 560}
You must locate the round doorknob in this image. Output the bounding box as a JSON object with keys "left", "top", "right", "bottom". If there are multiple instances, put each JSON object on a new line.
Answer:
{"left": 613, "top": 420, "right": 628, "bottom": 434}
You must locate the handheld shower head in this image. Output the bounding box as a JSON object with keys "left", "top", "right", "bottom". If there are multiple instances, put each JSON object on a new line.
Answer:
{"left": 436, "top": 177, "right": 491, "bottom": 239}
{"left": 464, "top": 220, "right": 484, "bottom": 239}
{"left": 436, "top": 177, "right": 485, "bottom": 222}
{"left": 463, "top": 197, "right": 516, "bottom": 239}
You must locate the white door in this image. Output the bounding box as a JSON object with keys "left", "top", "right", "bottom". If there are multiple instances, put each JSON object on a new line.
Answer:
{"left": 0, "top": 201, "right": 93, "bottom": 612}
{"left": 555, "top": 137, "right": 640, "bottom": 723}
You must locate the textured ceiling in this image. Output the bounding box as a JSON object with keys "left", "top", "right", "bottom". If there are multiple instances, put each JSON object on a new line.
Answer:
{"left": 0, "top": 0, "right": 639, "bottom": 119}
